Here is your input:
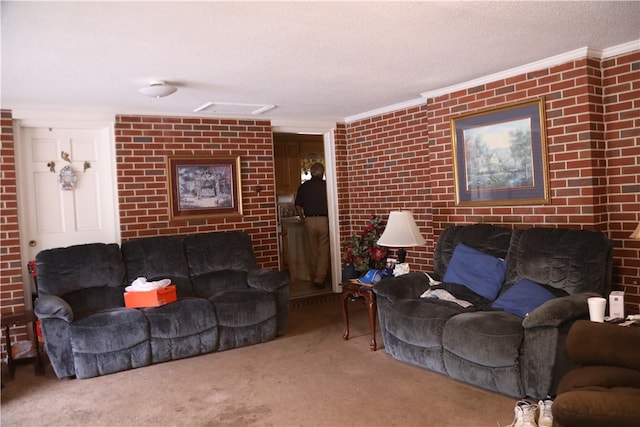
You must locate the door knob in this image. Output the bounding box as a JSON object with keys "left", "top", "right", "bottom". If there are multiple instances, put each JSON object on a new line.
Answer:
{"left": 29, "top": 240, "right": 37, "bottom": 247}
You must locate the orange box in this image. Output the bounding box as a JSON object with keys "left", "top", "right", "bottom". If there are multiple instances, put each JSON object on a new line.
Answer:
{"left": 124, "top": 285, "right": 177, "bottom": 308}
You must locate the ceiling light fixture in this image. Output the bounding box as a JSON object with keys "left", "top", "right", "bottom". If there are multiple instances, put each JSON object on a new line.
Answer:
{"left": 139, "top": 80, "right": 177, "bottom": 98}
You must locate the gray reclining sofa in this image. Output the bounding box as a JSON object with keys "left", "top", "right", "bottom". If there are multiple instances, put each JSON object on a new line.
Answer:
{"left": 374, "top": 224, "right": 612, "bottom": 399}
{"left": 34, "top": 231, "right": 290, "bottom": 379}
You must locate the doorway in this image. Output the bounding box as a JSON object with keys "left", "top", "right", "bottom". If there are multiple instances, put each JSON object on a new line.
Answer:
{"left": 15, "top": 121, "right": 120, "bottom": 305}
{"left": 273, "top": 132, "right": 333, "bottom": 299}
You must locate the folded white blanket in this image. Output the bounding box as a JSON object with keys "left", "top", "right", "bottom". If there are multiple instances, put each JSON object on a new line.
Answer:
{"left": 125, "top": 277, "right": 171, "bottom": 292}
{"left": 420, "top": 288, "right": 474, "bottom": 308}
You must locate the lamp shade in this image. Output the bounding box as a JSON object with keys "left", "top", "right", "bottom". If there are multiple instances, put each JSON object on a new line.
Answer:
{"left": 377, "top": 211, "right": 426, "bottom": 248}
{"left": 631, "top": 222, "right": 640, "bottom": 239}
{"left": 139, "top": 80, "right": 177, "bottom": 98}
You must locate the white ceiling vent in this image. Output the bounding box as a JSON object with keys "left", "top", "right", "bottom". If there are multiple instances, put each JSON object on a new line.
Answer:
{"left": 193, "top": 101, "right": 275, "bottom": 115}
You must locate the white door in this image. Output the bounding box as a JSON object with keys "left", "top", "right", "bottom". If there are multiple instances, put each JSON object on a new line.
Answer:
{"left": 16, "top": 124, "right": 119, "bottom": 302}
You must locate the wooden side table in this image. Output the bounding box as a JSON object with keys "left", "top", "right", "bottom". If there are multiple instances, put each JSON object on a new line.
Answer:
{"left": 2, "top": 310, "right": 44, "bottom": 379}
{"left": 340, "top": 280, "right": 377, "bottom": 351}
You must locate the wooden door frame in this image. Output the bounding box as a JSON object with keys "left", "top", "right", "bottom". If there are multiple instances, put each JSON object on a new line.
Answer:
{"left": 271, "top": 120, "right": 341, "bottom": 293}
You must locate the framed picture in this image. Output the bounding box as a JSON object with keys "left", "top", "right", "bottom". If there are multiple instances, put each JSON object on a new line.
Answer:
{"left": 167, "top": 155, "right": 243, "bottom": 220}
{"left": 451, "top": 98, "right": 549, "bottom": 206}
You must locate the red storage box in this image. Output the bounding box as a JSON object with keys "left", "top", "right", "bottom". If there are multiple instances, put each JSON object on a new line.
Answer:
{"left": 124, "top": 285, "right": 177, "bottom": 308}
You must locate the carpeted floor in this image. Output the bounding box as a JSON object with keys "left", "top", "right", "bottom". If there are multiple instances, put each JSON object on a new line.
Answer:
{"left": 1, "top": 296, "right": 518, "bottom": 426}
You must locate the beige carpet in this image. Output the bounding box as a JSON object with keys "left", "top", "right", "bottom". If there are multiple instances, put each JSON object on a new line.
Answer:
{"left": 1, "top": 297, "right": 518, "bottom": 426}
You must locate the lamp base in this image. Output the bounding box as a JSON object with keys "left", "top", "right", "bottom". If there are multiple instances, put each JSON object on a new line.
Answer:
{"left": 397, "top": 247, "right": 407, "bottom": 264}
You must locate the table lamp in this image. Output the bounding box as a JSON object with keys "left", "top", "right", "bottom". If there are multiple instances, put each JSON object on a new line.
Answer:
{"left": 376, "top": 211, "right": 426, "bottom": 263}
{"left": 630, "top": 222, "right": 640, "bottom": 239}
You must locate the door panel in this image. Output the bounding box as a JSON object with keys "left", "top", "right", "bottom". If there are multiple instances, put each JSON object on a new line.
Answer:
{"left": 17, "top": 125, "right": 118, "bottom": 276}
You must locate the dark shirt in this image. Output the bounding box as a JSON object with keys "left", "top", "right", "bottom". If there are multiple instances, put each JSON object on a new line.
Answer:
{"left": 295, "top": 176, "right": 328, "bottom": 216}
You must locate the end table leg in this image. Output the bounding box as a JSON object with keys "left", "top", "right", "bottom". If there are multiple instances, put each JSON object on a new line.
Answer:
{"left": 367, "top": 294, "right": 377, "bottom": 351}
{"left": 341, "top": 291, "right": 350, "bottom": 340}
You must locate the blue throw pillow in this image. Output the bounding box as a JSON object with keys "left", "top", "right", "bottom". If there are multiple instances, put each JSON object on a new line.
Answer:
{"left": 443, "top": 242, "right": 507, "bottom": 300}
{"left": 491, "top": 278, "right": 556, "bottom": 318}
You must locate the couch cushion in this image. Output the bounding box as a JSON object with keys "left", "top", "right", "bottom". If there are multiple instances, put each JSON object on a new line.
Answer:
{"left": 36, "top": 243, "right": 125, "bottom": 297}
{"left": 121, "top": 235, "right": 194, "bottom": 298}
{"left": 384, "top": 299, "right": 465, "bottom": 348}
{"left": 443, "top": 243, "right": 507, "bottom": 300}
{"left": 491, "top": 278, "right": 556, "bottom": 318}
{"left": 210, "top": 289, "right": 276, "bottom": 327}
{"left": 210, "top": 289, "right": 277, "bottom": 350}
{"left": 141, "top": 297, "right": 219, "bottom": 362}
{"left": 191, "top": 270, "right": 248, "bottom": 298}
{"left": 442, "top": 311, "right": 523, "bottom": 367}
{"left": 505, "top": 228, "right": 612, "bottom": 295}
{"left": 69, "top": 308, "right": 149, "bottom": 353}
{"left": 69, "top": 307, "right": 151, "bottom": 378}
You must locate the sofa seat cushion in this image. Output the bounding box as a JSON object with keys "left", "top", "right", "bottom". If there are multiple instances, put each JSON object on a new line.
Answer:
{"left": 70, "top": 308, "right": 148, "bottom": 353}
{"left": 211, "top": 289, "right": 276, "bottom": 327}
{"left": 553, "top": 388, "right": 640, "bottom": 427}
{"left": 141, "top": 297, "right": 219, "bottom": 362}
{"left": 384, "top": 299, "right": 465, "bottom": 348}
{"left": 69, "top": 308, "right": 151, "bottom": 378}
{"left": 442, "top": 311, "right": 523, "bottom": 367}
{"left": 210, "top": 289, "right": 277, "bottom": 350}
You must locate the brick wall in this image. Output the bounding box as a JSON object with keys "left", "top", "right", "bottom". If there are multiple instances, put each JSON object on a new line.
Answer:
{"left": 115, "top": 115, "right": 280, "bottom": 269}
{"left": 345, "top": 50, "right": 640, "bottom": 313}
{"left": 0, "top": 109, "right": 28, "bottom": 358}
{"left": 602, "top": 51, "right": 640, "bottom": 309}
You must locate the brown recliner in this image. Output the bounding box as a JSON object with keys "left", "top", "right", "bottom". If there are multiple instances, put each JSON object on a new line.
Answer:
{"left": 552, "top": 319, "right": 640, "bottom": 427}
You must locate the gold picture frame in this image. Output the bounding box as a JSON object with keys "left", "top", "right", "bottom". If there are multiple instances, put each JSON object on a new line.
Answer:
{"left": 167, "top": 155, "right": 243, "bottom": 220}
{"left": 451, "top": 98, "right": 550, "bottom": 206}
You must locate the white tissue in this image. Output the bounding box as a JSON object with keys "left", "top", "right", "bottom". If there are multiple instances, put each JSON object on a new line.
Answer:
{"left": 125, "top": 277, "right": 171, "bottom": 292}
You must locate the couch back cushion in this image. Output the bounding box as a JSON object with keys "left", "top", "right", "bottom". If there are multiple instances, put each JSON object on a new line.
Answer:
{"left": 36, "top": 243, "right": 126, "bottom": 313}
{"left": 505, "top": 228, "right": 612, "bottom": 295}
{"left": 433, "top": 224, "right": 512, "bottom": 279}
{"left": 184, "top": 231, "right": 257, "bottom": 276}
{"left": 121, "top": 235, "right": 194, "bottom": 298}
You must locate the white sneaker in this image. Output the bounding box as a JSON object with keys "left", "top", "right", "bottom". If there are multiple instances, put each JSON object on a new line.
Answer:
{"left": 537, "top": 399, "right": 553, "bottom": 427}
{"left": 506, "top": 400, "right": 538, "bottom": 427}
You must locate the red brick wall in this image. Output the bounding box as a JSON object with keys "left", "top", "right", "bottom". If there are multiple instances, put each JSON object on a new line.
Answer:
{"left": 602, "top": 51, "right": 640, "bottom": 310}
{"left": 343, "top": 106, "right": 433, "bottom": 268}
{"left": 345, "top": 51, "right": 640, "bottom": 313}
{"left": 115, "top": 115, "right": 280, "bottom": 269}
{"left": 0, "top": 109, "right": 28, "bottom": 358}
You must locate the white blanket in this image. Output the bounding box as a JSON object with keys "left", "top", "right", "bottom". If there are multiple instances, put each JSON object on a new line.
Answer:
{"left": 420, "top": 288, "right": 474, "bottom": 308}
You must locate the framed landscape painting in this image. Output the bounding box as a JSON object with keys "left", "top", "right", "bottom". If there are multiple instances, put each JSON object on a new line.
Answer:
{"left": 167, "top": 155, "right": 243, "bottom": 220}
{"left": 451, "top": 98, "right": 550, "bottom": 206}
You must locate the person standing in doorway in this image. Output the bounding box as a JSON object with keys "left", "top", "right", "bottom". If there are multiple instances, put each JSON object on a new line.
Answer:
{"left": 295, "top": 162, "right": 329, "bottom": 289}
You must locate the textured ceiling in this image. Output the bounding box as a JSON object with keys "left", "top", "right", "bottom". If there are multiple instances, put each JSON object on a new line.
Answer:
{"left": 2, "top": 1, "right": 639, "bottom": 123}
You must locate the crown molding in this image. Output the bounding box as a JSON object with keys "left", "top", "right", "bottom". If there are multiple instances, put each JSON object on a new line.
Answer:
{"left": 344, "top": 97, "right": 426, "bottom": 124}
{"left": 343, "top": 40, "right": 640, "bottom": 123}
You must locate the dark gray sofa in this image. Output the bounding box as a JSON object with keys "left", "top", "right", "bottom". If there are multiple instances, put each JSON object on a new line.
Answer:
{"left": 34, "top": 231, "right": 290, "bottom": 379}
{"left": 373, "top": 224, "right": 612, "bottom": 399}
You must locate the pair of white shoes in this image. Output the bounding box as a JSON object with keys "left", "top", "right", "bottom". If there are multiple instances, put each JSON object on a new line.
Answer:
{"left": 507, "top": 399, "right": 553, "bottom": 427}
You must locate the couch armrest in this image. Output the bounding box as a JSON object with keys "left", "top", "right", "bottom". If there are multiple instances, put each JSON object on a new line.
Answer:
{"left": 35, "top": 295, "right": 74, "bottom": 322}
{"left": 522, "top": 293, "right": 595, "bottom": 328}
{"left": 373, "top": 272, "right": 430, "bottom": 301}
{"left": 247, "top": 269, "right": 289, "bottom": 293}
{"left": 566, "top": 320, "right": 640, "bottom": 370}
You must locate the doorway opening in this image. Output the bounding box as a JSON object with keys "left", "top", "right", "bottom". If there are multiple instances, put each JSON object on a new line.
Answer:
{"left": 273, "top": 132, "right": 333, "bottom": 299}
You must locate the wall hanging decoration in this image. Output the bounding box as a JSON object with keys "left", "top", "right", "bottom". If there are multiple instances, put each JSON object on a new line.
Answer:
{"left": 451, "top": 98, "right": 550, "bottom": 206}
{"left": 58, "top": 165, "right": 77, "bottom": 191}
{"left": 167, "top": 155, "right": 243, "bottom": 220}
{"left": 47, "top": 151, "right": 92, "bottom": 191}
